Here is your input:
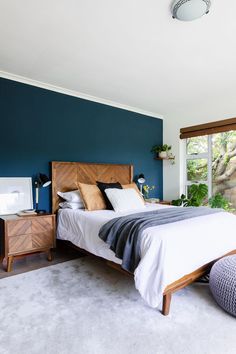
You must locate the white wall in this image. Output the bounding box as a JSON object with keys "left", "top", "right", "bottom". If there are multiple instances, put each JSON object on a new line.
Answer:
{"left": 163, "top": 105, "right": 236, "bottom": 201}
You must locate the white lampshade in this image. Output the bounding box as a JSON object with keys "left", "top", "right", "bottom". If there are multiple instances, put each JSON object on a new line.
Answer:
{"left": 172, "top": 0, "right": 211, "bottom": 21}
{"left": 138, "top": 177, "right": 145, "bottom": 184}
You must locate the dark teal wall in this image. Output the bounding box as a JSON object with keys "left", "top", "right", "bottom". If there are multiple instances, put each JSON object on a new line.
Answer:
{"left": 0, "top": 78, "right": 163, "bottom": 212}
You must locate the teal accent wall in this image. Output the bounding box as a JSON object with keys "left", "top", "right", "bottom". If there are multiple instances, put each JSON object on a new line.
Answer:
{"left": 0, "top": 78, "right": 163, "bottom": 212}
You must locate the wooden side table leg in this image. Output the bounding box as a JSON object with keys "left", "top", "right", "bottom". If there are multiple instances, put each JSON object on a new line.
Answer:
{"left": 162, "top": 293, "right": 172, "bottom": 316}
{"left": 0, "top": 255, "right": 4, "bottom": 270}
{"left": 7, "top": 256, "right": 14, "bottom": 272}
{"left": 47, "top": 249, "right": 53, "bottom": 262}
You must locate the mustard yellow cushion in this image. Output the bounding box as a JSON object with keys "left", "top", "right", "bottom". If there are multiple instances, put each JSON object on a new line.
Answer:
{"left": 78, "top": 182, "right": 106, "bottom": 211}
{"left": 122, "top": 182, "right": 145, "bottom": 203}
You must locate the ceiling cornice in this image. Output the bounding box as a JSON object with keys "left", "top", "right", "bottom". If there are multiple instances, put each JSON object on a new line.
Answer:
{"left": 0, "top": 70, "right": 164, "bottom": 120}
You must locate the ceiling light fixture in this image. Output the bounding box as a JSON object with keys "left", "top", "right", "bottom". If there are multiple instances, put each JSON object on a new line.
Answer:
{"left": 172, "top": 0, "right": 211, "bottom": 21}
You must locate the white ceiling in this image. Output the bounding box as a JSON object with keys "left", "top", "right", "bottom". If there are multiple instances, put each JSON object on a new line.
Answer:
{"left": 1, "top": 0, "right": 236, "bottom": 119}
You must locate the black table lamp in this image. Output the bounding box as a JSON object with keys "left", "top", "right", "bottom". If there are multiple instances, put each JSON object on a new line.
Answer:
{"left": 137, "top": 174, "right": 146, "bottom": 195}
{"left": 35, "top": 173, "right": 51, "bottom": 214}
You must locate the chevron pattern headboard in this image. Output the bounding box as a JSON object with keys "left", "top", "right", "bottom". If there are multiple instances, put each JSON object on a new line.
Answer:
{"left": 51, "top": 161, "right": 133, "bottom": 213}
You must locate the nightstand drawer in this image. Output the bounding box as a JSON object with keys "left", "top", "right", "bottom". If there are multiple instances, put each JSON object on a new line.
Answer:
{"left": 32, "top": 231, "right": 54, "bottom": 249}
{"left": 32, "top": 217, "right": 53, "bottom": 233}
{"left": 0, "top": 214, "right": 56, "bottom": 272}
{"left": 7, "top": 220, "right": 32, "bottom": 237}
{"left": 8, "top": 234, "right": 33, "bottom": 254}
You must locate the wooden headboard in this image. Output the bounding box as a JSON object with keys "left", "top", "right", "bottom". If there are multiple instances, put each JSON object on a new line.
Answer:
{"left": 51, "top": 161, "right": 133, "bottom": 213}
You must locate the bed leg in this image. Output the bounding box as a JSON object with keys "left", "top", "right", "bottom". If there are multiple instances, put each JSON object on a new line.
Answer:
{"left": 162, "top": 293, "right": 172, "bottom": 316}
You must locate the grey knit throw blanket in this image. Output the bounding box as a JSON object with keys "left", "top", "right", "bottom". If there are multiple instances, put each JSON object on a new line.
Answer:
{"left": 99, "top": 207, "right": 222, "bottom": 273}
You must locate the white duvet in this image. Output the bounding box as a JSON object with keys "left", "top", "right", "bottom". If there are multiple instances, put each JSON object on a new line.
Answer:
{"left": 57, "top": 204, "right": 236, "bottom": 309}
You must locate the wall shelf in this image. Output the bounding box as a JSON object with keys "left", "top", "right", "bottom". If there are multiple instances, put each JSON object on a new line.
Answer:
{"left": 154, "top": 156, "right": 175, "bottom": 165}
{"left": 154, "top": 157, "right": 175, "bottom": 161}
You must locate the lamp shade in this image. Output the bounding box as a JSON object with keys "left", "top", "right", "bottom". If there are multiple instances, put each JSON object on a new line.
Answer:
{"left": 37, "top": 173, "right": 51, "bottom": 188}
{"left": 172, "top": 0, "right": 211, "bottom": 21}
{"left": 137, "top": 174, "right": 145, "bottom": 184}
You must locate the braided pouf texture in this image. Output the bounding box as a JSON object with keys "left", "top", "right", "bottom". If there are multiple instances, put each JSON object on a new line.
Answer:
{"left": 209, "top": 255, "right": 236, "bottom": 316}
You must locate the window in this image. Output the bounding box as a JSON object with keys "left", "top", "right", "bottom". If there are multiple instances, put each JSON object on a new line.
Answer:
{"left": 183, "top": 130, "right": 236, "bottom": 208}
{"left": 184, "top": 135, "right": 211, "bottom": 198}
{"left": 212, "top": 131, "right": 236, "bottom": 203}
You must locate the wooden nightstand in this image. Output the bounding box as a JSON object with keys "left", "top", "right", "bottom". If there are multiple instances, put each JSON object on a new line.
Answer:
{"left": 158, "top": 200, "right": 172, "bottom": 205}
{"left": 0, "top": 214, "right": 56, "bottom": 272}
{"left": 145, "top": 199, "right": 171, "bottom": 205}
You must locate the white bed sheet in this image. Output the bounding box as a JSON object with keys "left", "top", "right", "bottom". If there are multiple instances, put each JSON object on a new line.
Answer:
{"left": 57, "top": 204, "right": 236, "bottom": 309}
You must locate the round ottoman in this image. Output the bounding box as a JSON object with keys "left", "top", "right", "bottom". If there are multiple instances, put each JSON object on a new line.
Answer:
{"left": 209, "top": 255, "right": 236, "bottom": 316}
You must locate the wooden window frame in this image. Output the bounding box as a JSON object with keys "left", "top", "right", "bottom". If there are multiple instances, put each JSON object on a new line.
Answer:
{"left": 180, "top": 117, "right": 236, "bottom": 139}
{"left": 182, "top": 117, "right": 236, "bottom": 198}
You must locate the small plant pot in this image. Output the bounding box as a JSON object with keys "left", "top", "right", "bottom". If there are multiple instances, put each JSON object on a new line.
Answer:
{"left": 159, "top": 151, "right": 168, "bottom": 159}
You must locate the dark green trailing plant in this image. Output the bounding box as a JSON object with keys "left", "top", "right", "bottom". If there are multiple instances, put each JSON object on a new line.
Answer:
{"left": 171, "top": 194, "right": 189, "bottom": 207}
{"left": 172, "top": 185, "right": 235, "bottom": 212}
{"left": 208, "top": 193, "right": 235, "bottom": 212}
{"left": 171, "top": 183, "right": 208, "bottom": 207}
{"left": 151, "top": 144, "right": 172, "bottom": 154}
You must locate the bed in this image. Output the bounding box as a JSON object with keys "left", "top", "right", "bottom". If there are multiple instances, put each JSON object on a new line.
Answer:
{"left": 52, "top": 161, "right": 236, "bottom": 315}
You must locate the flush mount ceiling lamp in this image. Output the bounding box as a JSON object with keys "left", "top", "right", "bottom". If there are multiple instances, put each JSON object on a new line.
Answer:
{"left": 172, "top": 0, "right": 211, "bottom": 21}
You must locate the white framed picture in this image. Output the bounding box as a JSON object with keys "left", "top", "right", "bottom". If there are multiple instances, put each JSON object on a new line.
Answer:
{"left": 0, "top": 177, "right": 33, "bottom": 215}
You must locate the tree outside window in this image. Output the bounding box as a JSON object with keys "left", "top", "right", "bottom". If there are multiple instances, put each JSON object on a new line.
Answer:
{"left": 185, "top": 131, "right": 236, "bottom": 208}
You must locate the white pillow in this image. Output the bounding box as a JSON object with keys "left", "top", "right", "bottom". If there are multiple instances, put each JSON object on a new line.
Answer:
{"left": 57, "top": 190, "right": 83, "bottom": 203}
{"left": 105, "top": 188, "right": 145, "bottom": 212}
{"left": 59, "top": 201, "right": 84, "bottom": 210}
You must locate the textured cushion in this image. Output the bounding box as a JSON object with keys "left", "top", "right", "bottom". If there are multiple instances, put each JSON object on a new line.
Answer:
{"left": 104, "top": 188, "right": 145, "bottom": 212}
{"left": 78, "top": 182, "right": 106, "bottom": 211}
{"left": 209, "top": 255, "right": 236, "bottom": 317}
{"left": 96, "top": 181, "right": 122, "bottom": 210}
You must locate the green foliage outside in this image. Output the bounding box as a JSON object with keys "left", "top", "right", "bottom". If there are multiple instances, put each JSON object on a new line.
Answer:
{"left": 186, "top": 132, "right": 236, "bottom": 210}
{"left": 208, "top": 193, "right": 235, "bottom": 212}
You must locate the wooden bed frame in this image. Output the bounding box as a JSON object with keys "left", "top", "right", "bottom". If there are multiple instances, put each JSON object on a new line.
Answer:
{"left": 51, "top": 161, "right": 236, "bottom": 315}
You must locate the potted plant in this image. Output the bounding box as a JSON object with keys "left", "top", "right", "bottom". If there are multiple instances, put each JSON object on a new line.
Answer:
{"left": 208, "top": 193, "right": 235, "bottom": 212}
{"left": 171, "top": 183, "right": 208, "bottom": 207}
{"left": 151, "top": 144, "right": 172, "bottom": 158}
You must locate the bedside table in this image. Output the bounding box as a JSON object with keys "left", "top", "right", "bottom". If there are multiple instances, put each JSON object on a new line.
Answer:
{"left": 0, "top": 214, "right": 56, "bottom": 272}
{"left": 145, "top": 199, "right": 171, "bottom": 205}
{"left": 158, "top": 200, "right": 172, "bottom": 205}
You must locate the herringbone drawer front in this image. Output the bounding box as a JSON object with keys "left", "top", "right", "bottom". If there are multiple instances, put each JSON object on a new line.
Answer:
{"left": 7, "top": 220, "right": 32, "bottom": 237}
{"left": 7, "top": 217, "right": 53, "bottom": 238}
{"left": 32, "top": 217, "right": 53, "bottom": 233}
{"left": 32, "top": 231, "right": 54, "bottom": 248}
{"left": 8, "top": 234, "right": 33, "bottom": 254}
{"left": 6, "top": 215, "right": 55, "bottom": 255}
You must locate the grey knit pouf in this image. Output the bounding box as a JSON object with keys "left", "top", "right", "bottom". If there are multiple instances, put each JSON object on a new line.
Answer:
{"left": 209, "top": 255, "right": 236, "bottom": 316}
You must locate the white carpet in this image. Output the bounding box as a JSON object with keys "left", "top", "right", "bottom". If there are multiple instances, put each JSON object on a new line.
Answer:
{"left": 0, "top": 257, "right": 236, "bottom": 354}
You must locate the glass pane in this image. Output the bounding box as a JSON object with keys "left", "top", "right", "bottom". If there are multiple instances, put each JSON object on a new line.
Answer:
{"left": 212, "top": 131, "right": 236, "bottom": 208}
{"left": 187, "top": 185, "right": 191, "bottom": 198}
{"left": 186, "top": 136, "right": 208, "bottom": 155}
{"left": 187, "top": 159, "right": 207, "bottom": 181}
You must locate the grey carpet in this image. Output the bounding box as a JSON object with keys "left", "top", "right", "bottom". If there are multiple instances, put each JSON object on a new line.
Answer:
{"left": 0, "top": 257, "right": 236, "bottom": 354}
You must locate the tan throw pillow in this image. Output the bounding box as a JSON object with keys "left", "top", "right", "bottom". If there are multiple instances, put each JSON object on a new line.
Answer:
{"left": 122, "top": 182, "right": 145, "bottom": 203}
{"left": 78, "top": 182, "right": 106, "bottom": 211}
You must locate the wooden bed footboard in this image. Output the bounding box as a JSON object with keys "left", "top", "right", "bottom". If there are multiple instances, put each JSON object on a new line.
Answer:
{"left": 59, "top": 240, "right": 236, "bottom": 316}
{"left": 162, "top": 249, "right": 236, "bottom": 315}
